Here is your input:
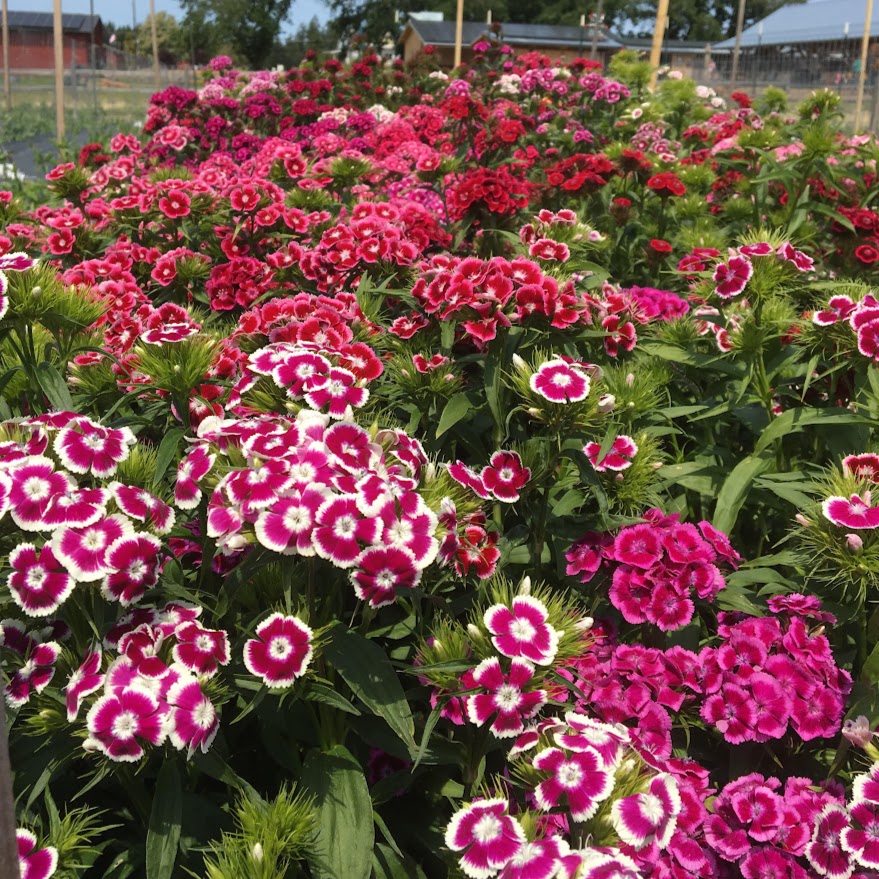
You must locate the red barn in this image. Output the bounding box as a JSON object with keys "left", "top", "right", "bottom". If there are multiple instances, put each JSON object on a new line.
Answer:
{"left": 4, "top": 11, "right": 103, "bottom": 71}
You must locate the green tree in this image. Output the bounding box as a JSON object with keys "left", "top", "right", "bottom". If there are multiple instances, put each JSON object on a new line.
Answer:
{"left": 267, "top": 17, "right": 338, "bottom": 68}
{"left": 137, "top": 11, "right": 183, "bottom": 65}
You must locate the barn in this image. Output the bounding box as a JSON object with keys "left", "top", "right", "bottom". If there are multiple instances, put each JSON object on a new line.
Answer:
{"left": 3, "top": 11, "right": 103, "bottom": 72}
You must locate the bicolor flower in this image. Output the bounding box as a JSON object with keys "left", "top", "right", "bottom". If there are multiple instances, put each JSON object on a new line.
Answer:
{"left": 583, "top": 436, "right": 638, "bottom": 473}
{"left": 254, "top": 486, "right": 328, "bottom": 556}
{"left": 806, "top": 804, "right": 853, "bottom": 879}
{"left": 822, "top": 494, "right": 879, "bottom": 530}
{"left": 841, "top": 800, "right": 879, "bottom": 869}
{"left": 243, "top": 613, "right": 313, "bottom": 688}
{"left": 84, "top": 685, "right": 168, "bottom": 761}
{"left": 713, "top": 255, "right": 753, "bottom": 299}
{"left": 483, "top": 595, "right": 559, "bottom": 665}
{"left": 54, "top": 418, "right": 135, "bottom": 478}
{"left": 8, "top": 456, "right": 75, "bottom": 531}
{"left": 110, "top": 483, "right": 175, "bottom": 533}
{"left": 5, "top": 640, "right": 60, "bottom": 707}
{"left": 444, "top": 799, "right": 526, "bottom": 879}
{"left": 52, "top": 514, "right": 134, "bottom": 582}
{"left": 351, "top": 545, "right": 421, "bottom": 608}
{"left": 174, "top": 447, "right": 216, "bottom": 510}
{"left": 303, "top": 366, "right": 368, "bottom": 418}
{"left": 172, "top": 621, "right": 230, "bottom": 678}
{"left": 7, "top": 542, "right": 75, "bottom": 617}
{"left": 166, "top": 674, "right": 219, "bottom": 757}
{"left": 312, "top": 496, "right": 381, "bottom": 567}
{"left": 101, "top": 534, "right": 162, "bottom": 605}
{"left": 532, "top": 744, "right": 615, "bottom": 821}
{"left": 65, "top": 645, "right": 104, "bottom": 721}
{"left": 466, "top": 656, "right": 547, "bottom": 738}
{"left": 17, "top": 828, "right": 58, "bottom": 879}
{"left": 611, "top": 773, "right": 681, "bottom": 849}
{"left": 497, "top": 837, "right": 570, "bottom": 879}
{"left": 482, "top": 451, "right": 530, "bottom": 503}
{"left": 529, "top": 360, "right": 591, "bottom": 404}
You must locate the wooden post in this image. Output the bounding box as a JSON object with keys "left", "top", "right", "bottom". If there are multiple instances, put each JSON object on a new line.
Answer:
{"left": 53, "top": 0, "right": 64, "bottom": 139}
{"left": 0, "top": 711, "right": 18, "bottom": 879}
{"left": 856, "top": 0, "right": 875, "bottom": 129}
{"left": 730, "top": 0, "right": 746, "bottom": 85}
{"left": 150, "top": 0, "right": 160, "bottom": 90}
{"left": 1, "top": 0, "right": 11, "bottom": 112}
{"left": 590, "top": 0, "right": 604, "bottom": 61}
{"left": 647, "top": 0, "right": 670, "bottom": 90}
{"left": 454, "top": 0, "right": 464, "bottom": 68}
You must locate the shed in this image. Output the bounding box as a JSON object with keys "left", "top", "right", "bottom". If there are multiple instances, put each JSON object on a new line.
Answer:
{"left": 3, "top": 11, "right": 103, "bottom": 72}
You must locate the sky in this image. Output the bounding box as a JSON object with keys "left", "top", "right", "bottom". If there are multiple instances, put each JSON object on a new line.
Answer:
{"left": 21, "top": 0, "right": 330, "bottom": 34}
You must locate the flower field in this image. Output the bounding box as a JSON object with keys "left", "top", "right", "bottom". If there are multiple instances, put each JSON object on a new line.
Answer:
{"left": 7, "top": 46, "right": 879, "bottom": 879}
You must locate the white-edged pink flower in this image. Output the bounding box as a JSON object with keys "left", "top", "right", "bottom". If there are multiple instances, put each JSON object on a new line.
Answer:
{"left": 110, "top": 482, "right": 175, "bottom": 533}
{"left": 532, "top": 744, "right": 615, "bottom": 821}
{"left": 482, "top": 451, "right": 530, "bottom": 503}
{"left": 141, "top": 323, "right": 200, "bottom": 344}
{"left": 8, "top": 456, "right": 75, "bottom": 531}
{"left": 304, "top": 366, "right": 368, "bottom": 418}
{"left": 243, "top": 613, "right": 313, "bottom": 688}
{"left": 842, "top": 801, "right": 879, "bottom": 869}
{"left": 529, "top": 360, "right": 591, "bottom": 404}
{"left": 813, "top": 295, "right": 856, "bottom": 326}
{"left": 254, "top": 485, "right": 328, "bottom": 555}
{"left": 497, "top": 837, "right": 569, "bottom": 879}
{"left": 378, "top": 502, "right": 439, "bottom": 567}
{"left": 611, "top": 773, "right": 681, "bottom": 849}
{"left": 313, "top": 495, "right": 381, "bottom": 567}
{"left": 805, "top": 804, "right": 854, "bottom": 879}
{"left": 174, "top": 446, "right": 216, "bottom": 510}
{"left": 270, "top": 348, "right": 331, "bottom": 396}
{"left": 166, "top": 673, "right": 219, "bottom": 757}
{"left": 583, "top": 435, "right": 639, "bottom": 473}
{"left": 101, "top": 533, "right": 162, "bottom": 605}
{"left": 171, "top": 621, "right": 230, "bottom": 678}
{"left": 555, "top": 712, "right": 630, "bottom": 767}
{"left": 466, "top": 656, "right": 547, "bottom": 738}
{"left": 17, "top": 828, "right": 58, "bottom": 879}
{"left": 7, "top": 542, "right": 75, "bottom": 617}
{"left": 65, "top": 645, "right": 104, "bottom": 721}
{"left": 5, "top": 640, "right": 60, "bottom": 707}
{"left": 84, "top": 685, "right": 168, "bottom": 761}
{"left": 448, "top": 461, "right": 491, "bottom": 499}
{"left": 822, "top": 494, "right": 879, "bottom": 530}
{"left": 713, "top": 255, "right": 753, "bottom": 299}
{"left": 40, "top": 486, "right": 110, "bottom": 529}
{"left": 853, "top": 762, "right": 879, "bottom": 805}
{"left": 351, "top": 545, "right": 421, "bottom": 608}
{"left": 444, "top": 798, "right": 526, "bottom": 879}
{"left": 53, "top": 418, "right": 135, "bottom": 478}
{"left": 51, "top": 514, "right": 134, "bottom": 582}
{"left": 484, "top": 596, "right": 559, "bottom": 665}
{"left": 777, "top": 241, "right": 814, "bottom": 272}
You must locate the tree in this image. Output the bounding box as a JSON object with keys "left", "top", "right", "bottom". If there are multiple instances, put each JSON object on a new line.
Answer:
{"left": 266, "top": 17, "right": 338, "bottom": 68}
{"left": 137, "top": 11, "right": 183, "bottom": 65}
{"left": 180, "top": 0, "right": 295, "bottom": 69}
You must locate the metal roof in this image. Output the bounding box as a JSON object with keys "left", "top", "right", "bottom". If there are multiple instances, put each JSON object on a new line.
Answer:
{"left": 713, "top": 0, "right": 878, "bottom": 48}
{"left": 403, "top": 19, "right": 625, "bottom": 49}
{"left": 7, "top": 11, "right": 101, "bottom": 34}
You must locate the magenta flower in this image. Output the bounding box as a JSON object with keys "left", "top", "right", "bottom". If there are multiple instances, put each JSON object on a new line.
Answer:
{"left": 806, "top": 804, "right": 853, "bottom": 879}
{"left": 174, "top": 447, "right": 216, "bottom": 510}
{"left": 84, "top": 685, "right": 168, "bottom": 761}
{"left": 483, "top": 595, "right": 559, "bottom": 665}
{"left": 841, "top": 801, "right": 879, "bottom": 869}
{"left": 172, "top": 621, "right": 230, "bottom": 678}
{"left": 101, "top": 534, "right": 162, "bottom": 605}
{"left": 612, "top": 773, "right": 681, "bottom": 848}
{"left": 40, "top": 486, "right": 110, "bottom": 530}
{"left": 65, "top": 645, "right": 104, "bottom": 721}
{"left": 166, "top": 674, "right": 219, "bottom": 757}
{"left": 254, "top": 486, "right": 328, "bottom": 555}
{"left": 713, "top": 255, "right": 753, "bottom": 299}
{"left": 497, "top": 837, "right": 569, "bottom": 879}
{"left": 448, "top": 461, "right": 491, "bottom": 499}
{"left": 7, "top": 543, "right": 75, "bottom": 617}
{"left": 444, "top": 799, "right": 525, "bottom": 879}
{"left": 822, "top": 494, "right": 879, "bottom": 529}
{"left": 8, "top": 456, "right": 75, "bottom": 531}
{"left": 613, "top": 523, "right": 662, "bottom": 568}
{"left": 17, "top": 828, "right": 58, "bottom": 879}
{"left": 777, "top": 241, "right": 814, "bottom": 272}
{"left": 532, "top": 744, "right": 615, "bottom": 821}
{"left": 51, "top": 514, "right": 134, "bottom": 582}
{"left": 110, "top": 483, "right": 175, "bottom": 533}
{"left": 481, "top": 451, "right": 531, "bottom": 503}
{"left": 243, "top": 613, "right": 313, "bottom": 688}
{"left": 555, "top": 712, "right": 629, "bottom": 767}
{"left": 304, "top": 366, "right": 368, "bottom": 418}
{"left": 701, "top": 682, "right": 757, "bottom": 744}
{"left": 583, "top": 436, "right": 638, "bottom": 472}
{"left": 466, "top": 657, "right": 547, "bottom": 738}
{"left": 853, "top": 763, "right": 879, "bottom": 805}
{"left": 529, "top": 360, "right": 591, "bottom": 403}
{"left": 313, "top": 495, "right": 381, "bottom": 567}
{"left": 53, "top": 418, "right": 135, "bottom": 478}
{"left": 351, "top": 545, "right": 421, "bottom": 608}
{"left": 5, "top": 640, "right": 60, "bottom": 708}
{"left": 814, "top": 295, "right": 857, "bottom": 326}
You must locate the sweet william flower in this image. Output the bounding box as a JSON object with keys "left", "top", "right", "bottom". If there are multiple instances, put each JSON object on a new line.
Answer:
{"left": 532, "top": 744, "right": 615, "bottom": 821}
{"left": 7, "top": 542, "right": 75, "bottom": 617}
{"left": 583, "top": 436, "right": 638, "bottom": 472}
{"left": 466, "top": 656, "right": 547, "bottom": 738}
{"left": 84, "top": 685, "right": 168, "bottom": 761}
{"left": 243, "top": 613, "right": 313, "bottom": 688}
{"left": 483, "top": 595, "right": 560, "bottom": 665}
{"left": 806, "top": 804, "right": 853, "bottom": 879}
{"left": 65, "top": 645, "right": 103, "bottom": 721}
{"left": 481, "top": 451, "right": 530, "bottom": 503}
{"left": 822, "top": 493, "right": 879, "bottom": 529}
{"left": 53, "top": 417, "right": 136, "bottom": 478}
{"left": 529, "top": 360, "right": 591, "bottom": 404}
{"left": 444, "top": 798, "right": 526, "bottom": 879}
{"left": 17, "top": 829, "right": 58, "bottom": 879}
{"left": 612, "top": 773, "right": 681, "bottom": 849}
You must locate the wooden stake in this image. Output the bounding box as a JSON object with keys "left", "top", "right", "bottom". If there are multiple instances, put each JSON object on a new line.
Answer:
{"left": 1, "top": 0, "right": 10, "bottom": 112}
{"left": 856, "top": 0, "right": 875, "bottom": 129}
{"left": 454, "top": 0, "right": 464, "bottom": 68}
{"left": 0, "top": 710, "right": 18, "bottom": 879}
{"left": 54, "top": 0, "right": 64, "bottom": 139}
{"left": 647, "top": 0, "right": 670, "bottom": 90}
{"left": 150, "top": 0, "right": 160, "bottom": 89}
{"left": 730, "top": 0, "right": 746, "bottom": 85}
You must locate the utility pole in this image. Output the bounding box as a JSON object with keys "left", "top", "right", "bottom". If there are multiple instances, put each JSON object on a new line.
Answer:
{"left": 54, "top": 0, "right": 64, "bottom": 139}
{"left": 730, "top": 0, "right": 746, "bottom": 85}
{"left": 856, "top": 0, "right": 875, "bottom": 128}
{"left": 647, "top": 0, "right": 670, "bottom": 90}
{"left": 2, "top": 0, "right": 11, "bottom": 112}
{"left": 150, "top": 0, "right": 160, "bottom": 89}
{"left": 454, "top": 0, "right": 464, "bottom": 67}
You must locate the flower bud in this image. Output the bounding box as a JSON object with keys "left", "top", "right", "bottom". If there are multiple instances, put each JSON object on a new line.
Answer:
{"left": 252, "top": 843, "right": 264, "bottom": 862}
{"left": 847, "top": 533, "right": 864, "bottom": 552}
{"left": 466, "top": 623, "right": 484, "bottom": 642}
{"left": 597, "top": 394, "right": 616, "bottom": 414}
{"left": 794, "top": 513, "right": 811, "bottom": 527}
{"left": 575, "top": 616, "right": 594, "bottom": 631}
{"left": 31, "top": 286, "right": 42, "bottom": 299}
{"left": 625, "top": 373, "right": 635, "bottom": 387}
{"left": 518, "top": 576, "right": 532, "bottom": 595}
{"left": 512, "top": 353, "right": 527, "bottom": 372}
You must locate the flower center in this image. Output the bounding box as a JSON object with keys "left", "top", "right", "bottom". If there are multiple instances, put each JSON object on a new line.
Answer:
{"left": 557, "top": 761, "right": 584, "bottom": 789}
{"left": 192, "top": 700, "right": 216, "bottom": 729}
{"left": 495, "top": 683, "right": 522, "bottom": 711}
{"left": 510, "top": 618, "right": 536, "bottom": 641}
{"left": 112, "top": 711, "right": 139, "bottom": 739}
{"left": 195, "top": 634, "right": 214, "bottom": 652}
{"left": 472, "top": 813, "right": 502, "bottom": 843}
{"left": 334, "top": 515, "right": 356, "bottom": 537}
{"left": 83, "top": 530, "right": 107, "bottom": 551}
{"left": 269, "top": 637, "right": 292, "bottom": 660}
{"left": 23, "top": 477, "right": 50, "bottom": 500}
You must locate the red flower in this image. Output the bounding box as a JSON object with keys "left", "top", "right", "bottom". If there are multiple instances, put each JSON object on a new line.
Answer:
{"left": 647, "top": 172, "right": 686, "bottom": 197}
{"left": 650, "top": 239, "right": 673, "bottom": 253}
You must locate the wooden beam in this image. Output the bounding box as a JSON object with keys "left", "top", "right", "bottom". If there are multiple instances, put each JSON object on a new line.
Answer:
{"left": 1, "top": 0, "right": 10, "bottom": 112}
{"left": 54, "top": 0, "right": 64, "bottom": 139}
{"left": 856, "top": 0, "right": 875, "bottom": 129}
{"left": 647, "top": 0, "right": 670, "bottom": 90}
{"left": 454, "top": 0, "right": 464, "bottom": 68}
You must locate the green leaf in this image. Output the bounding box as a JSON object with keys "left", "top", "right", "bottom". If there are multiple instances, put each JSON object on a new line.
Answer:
{"left": 372, "top": 843, "right": 429, "bottom": 879}
{"left": 436, "top": 393, "right": 473, "bottom": 438}
{"left": 35, "top": 362, "right": 73, "bottom": 411}
{"left": 324, "top": 627, "right": 416, "bottom": 751}
{"left": 303, "top": 682, "right": 363, "bottom": 716}
{"left": 712, "top": 453, "right": 773, "bottom": 535}
{"left": 151, "top": 428, "right": 185, "bottom": 489}
{"left": 146, "top": 761, "right": 182, "bottom": 879}
{"left": 303, "top": 746, "right": 374, "bottom": 879}
{"left": 754, "top": 408, "right": 870, "bottom": 455}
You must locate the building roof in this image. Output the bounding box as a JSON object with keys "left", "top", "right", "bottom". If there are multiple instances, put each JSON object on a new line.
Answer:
{"left": 7, "top": 11, "right": 101, "bottom": 34}
{"left": 402, "top": 19, "right": 626, "bottom": 49}
{"left": 622, "top": 36, "right": 716, "bottom": 53}
{"left": 714, "top": 0, "right": 877, "bottom": 48}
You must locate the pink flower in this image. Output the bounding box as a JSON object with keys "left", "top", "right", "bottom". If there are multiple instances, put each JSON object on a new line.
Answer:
{"left": 529, "top": 360, "right": 591, "bottom": 403}
{"left": 7, "top": 543, "right": 75, "bottom": 617}
{"left": 313, "top": 496, "right": 381, "bottom": 567}
{"left": 51, "top": 514, "right": 134, "bottom": 582}
{"left": 8, "top": 456, "right": 75, "bottom": 531}
{"left": 110, "top": 483, "right": 176, "bottom": 533}
{"left": 843, "top": 453, "right": 879, "bottom": 482}
{"left": 497, "top": 838, "right": 569, "bottom": 879}
{"left": 713, "top": 255, "right": 753, "bottom": 299}
{"left": 466, "top": 656, "right": 547, "bottom": 738}
{"left": 614, "top": 523, "right": 662, "bottom": 568}
{"left": 101, "top": 534, "right": 162, "bottom": 606}
{"left": 484, "top": 596, "right": 559, "bottom": 665}
{"left": 482, "top": 451, "right": 531, "bottom": 503}
{"left": 583, "top": 436, "right": 638, "bottom": 472}
{"left": 777, "top": 241, "right": 814, "bottom": 272}
{"left": 65, "top": 645, "right": 103, "bottom": 721}
{"left": 806, "top": 804, "right": 853, "bottom": 879}
{"left": 303, "top": 366, "right": 368, "bottom": 418}
{"left": 813, "top": 295, "right": 857, "bottom": 326}
{"left": 84, "top": 685, "right": 168, "bottom": 761}
{"left": 17, "top": 829, "right": 58, "bottom": 879}
{"left": 53, "top": 418, "right": 135, "bottom": 478}
{"left": 351, "top": 545, "right": 421, "bottom": 608}
{"left": 243, "top": 613, "right": 313, "bottom": 688}
{"left": 822, "top": 494, "right": 879, "bottom": 529}
{"left": 172, "top": 621, "right": 230, "bottom": 678}
{"left": 448, "top": 462, "right": 491, "bottom": 499}
{"left": 5, "top": 640, "right": 60, "bottom": 707}
{"left": 842, "top": 801, "right": 879, "bottom": 869}
{"left": 701, "top": 682, "right": 757, "bottom": 743}
{"left": 254, "top": 486, "right": 328, "bottom": 555}
{"left": 174, "top": 447, "right": 216, "bottom": 510}
{"left": 532, "top": 744, "right": 615, "bottom": 821}
{"left": 612, "top": 773, "right": 681, "bottom": 848}
{"left": 444, "top": 799, "right": 525, "bottom": 879}
{"left": 166, "top": 674, "right": 219, "bottom": 757}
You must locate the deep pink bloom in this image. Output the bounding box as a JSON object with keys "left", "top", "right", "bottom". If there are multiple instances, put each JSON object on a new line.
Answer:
{"left": 254, "top": 486, "right": 327, "bottom": 555}
{"left": 483, "top": 595, "right": 559, "bottom": 666}
{"left": 65, "top": 645, "right": 104, "bottom": 721}
{"left": 17, "top": 829, "right": 58, "bottom": 879}
{"left": 351, "top": 545, "right": 421, "bottom": 608}
{"left": 304, "top": 366, "right": 368, "bottom": 418}
{"left": 8, "top": 456, "right": 75, "bottom": 531}
{"left": 496, "top": 837, "right": 569, "bottom": 879}
{"left": 806, "top": 804, "right": 853, "bottom": 879}
{"left": 5, "top": 640, "right": 60, "bottom": 708}
{"left": 612, "top": 773, "right": 681, "bottom": 848}
{"left": 85, "top": 685, "right": 167, "bottom": 761}
{"left": 174, "top": 447, "right": 216, "bottom": 510}
{"left": 466, "top": 656, "right": 546, "bottom": 738}
{"left": 529, "top": 360, "right": 591, "bottom": 403}
{"left": 110, "top": 483, "right": 175, "bottom": 533}
{"left": 583, "top": 436, "right": 638, "bottom": 473}
{"left": 822, "top": 494, "right": 879, "bottom": 529}
{"left": 53, "top": 418, "right": 135, "bottom": 478}
{"left": 445, "top": 799, "right": 525, "bottom": 879}
{"left": 243, "top": 613, "right": 313, "bottom": 688}
{"left": 532, "top": 744, "right": 615, "bottom": 821}
{"left": 166, "top": 674, "right": 219, "bottom": 756}
{"left": 7, "top": 542, "right": 75, "bottom": 617}
{"left": 101, "top": 533, "right": 162, "bottom": 605}
{"left": 713, "top": 255, "right": 753, "bottom": 298}
{"left": 841, "top": 800, "right": 879, "bottom": 869}
{"left": 313, "top": 495, "right": 381, "bottom": 567}
{"left": 481, "top": 451, "right": 531, "bottom": 503}
{"left": 614, "top": 523, "right": 662, "bottom": 568}
{"left": 172, "top": 621, "right": 230, "bottom": 678}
